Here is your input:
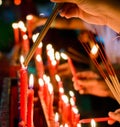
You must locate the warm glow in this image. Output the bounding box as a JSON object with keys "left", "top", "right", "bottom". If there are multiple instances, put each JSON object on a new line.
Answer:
{"left": 70, "top": 98, "right": 75, "bottom": 106}
{"left": 26, "top": 15, "right": 33, "bottom": 20}
{"left": 36, "top": 55, "right": 42, "bottom": 62}
{"left": 91, "top": 119, "right": 96, "bottom": 127}
{"left": 18, "top": 21, "right": 27, "bottom": 32}
{"left": 60, "top": 52, "right": 68, "bottom": 60}
{"left": 59, "top": 87, "right": 64, "bottom": 93}
{"left": 51, "top": 60, "right": 57, "bottom": 66}
{"left": 23, "top": 34, "right": 28, "bottom": 40}
{"left": 43, "top": 75, "right": 50, "bottom": 84}
{"left": 69, "top": 91, "right": 74, "bottom": 97}
{"left": 55, "top": 74, "right": 61, "bottom": 82}
{"left": 46, "top": 44, "right": 52, "bottom": 51}
{"left": 14, "top": 0, "right": 21, "bottom": 5}
{"left": 55, "top": 51, "right": 60, "bottom": 61}
{"left": 48, "top": 83, "right": 53, "bottom": 94}
{"left": 91, "top": 44, "right": 99, "bottom": 55}
{"left": 20, "top": 55, "right": 25, "bottom": 68}
{"left": 55, "top": 112, "right": 59, "bottom": 122}
{"left": 62, "top": 95, "right": 69, "bottom": 104}
{"left": 29, "top": 74, "right": 34, "bottom": 88}
{"left": 77, "top": 123, "right": 81, "bottom": 127}
{"left": 72, "top": 107, "right": 79, "bottom": 114}
{"left": 12, "top": 23, "right": 18, "bottom": 29}
{"left": 38, "top": 78, "right": 44, "bottom": 87}
{"left": 64, "top": 124, "right": 69, "bottom": 127}
{"left": 32, "top": 33, "right": 43, "bottom": 48}
{"left": 32, "top": 33, "right": 39, "bottom": 42}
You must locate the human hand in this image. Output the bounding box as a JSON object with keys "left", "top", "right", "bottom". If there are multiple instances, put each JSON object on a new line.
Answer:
{"left": 57, "top": 62, "right": 72, "bottom": 77}
{"left": 108, "top": 108, "right": 120, "bottom": 125}
{"left": 72, "top": 71, "right": 114, "bottom": 98}
{"left": 50, "top": 0, "right": 120, "bottom": 33}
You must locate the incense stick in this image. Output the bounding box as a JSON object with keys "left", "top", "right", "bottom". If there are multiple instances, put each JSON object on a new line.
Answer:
{"left": 80, "top": 32, "right": 120, "bottom": 104}
{"left": 24, "top": 3, "right": 63, "bottom": 67}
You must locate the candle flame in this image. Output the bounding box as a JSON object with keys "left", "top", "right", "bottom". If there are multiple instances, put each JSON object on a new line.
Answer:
{"left": 62, "top": 95, "right": 69, "bottom": 104}
{"left": 91, "top": 44, "right": 99, "bottom": 55}
{"left": 77, "top": 123, "right": 81, "bottom": 127}
{"left": 20, "top": 55, "right": 25, "bottom": 68}
{"left": 64, "top": 123, "right": 69, "bottom": 127}
{"left": 29, "top": 74, "right": 34, "bottom": 89}
{"left": 72, "top": 106, "right": 79, "bottom": 114}
{"left": 91, "top": 119, "right": 96, "bottom": 127}
{"left": 32, "top": 33, "right": 43, "bottom": 48}
{"left": 23, "top": 34, "right": 28, "bottom": 40}
{"left": 43, "top": 75, "right": 50, "bottom": 84}
{"left": 69, "top": 91, "right": 74, "bottom": 97}
{"left": 36, "top": 54, "right": 42, "bottom": 62}
{"left": 26, "top": 15, "right": 33, "bottom": 20}
{"left": 70, "top": 98, "right": 75, "bottom": 106}
{"left": 60, "top": 52, "right": 68, "bottom": 60}
{"left": 12, "top": 23, "right": 18, "bottom": 29}
{"left": 59, "top": 87, "right": 64, "bottom": 93}
{"left": 55, "top": 51, "right": 60, "bottom": 61}
{"left": 38, "top": 78, "right": 44, "bottom": 87}
{"left": 18, "top": 21, "right": 27, "bottom": 32}
{"left": 46, "top": 44, "right": 53, "bottom": 50}
{"left": 55, "top": 112, "right": 59, "bottom": 122}
{"left": 55, "top": 74, "right": 61, "bottom": 82}
{"left": 48, "top": 83, "right": 53, "bottom": 94}
{"left": 51, "top": 60, "right": 57, "bottom": 66}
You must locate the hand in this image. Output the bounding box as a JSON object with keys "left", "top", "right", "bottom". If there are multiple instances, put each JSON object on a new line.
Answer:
{"left": 50, "top": 0, "right": 120, "bottom": 33}
{"left": 72, "top": 71, "right": 114, "bottom": 98}
{"left": 108, "top": 108, "right": 120, "bottom": 125}
{"left": 57, "top": 62, "right": 72, "bottom": 77}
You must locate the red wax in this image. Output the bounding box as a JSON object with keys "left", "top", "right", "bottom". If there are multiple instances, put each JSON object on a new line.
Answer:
{"left": 14, "top": 28, "right": 19, "bottom": 44}
{"left": 27, "top": 89, "right": 34, "bottom": 127}
{"left": 79, "top": 117, "right": 112, "bottom": 123}
{"left": 19, "top": 67, "right": 28, "bottom": 123}
{"left": 48, "top": 92, "right": 54, "bottom": 120}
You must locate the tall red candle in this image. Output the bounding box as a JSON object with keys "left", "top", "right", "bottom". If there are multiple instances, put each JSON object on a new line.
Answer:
{"left": 27, "top": 74, "right": 34, "bottom": 127}
{"left": 12, "top": 23, "right": 19, "bottom": 45}
{"left": 48, "top": 83, "right": 54, "bottom": 120}
{"left": 26, "top": 15, "right": 33, "bottom": 39}
{"left": 19, "top": 56, "right": 28, "bottom": 124}
{"left": 32, "top": 33, "right": 44, "bottom": 78}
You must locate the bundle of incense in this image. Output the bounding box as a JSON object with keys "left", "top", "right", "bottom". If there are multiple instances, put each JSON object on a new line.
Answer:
{"left": 24, "top": 3, "right": 63, "bottom": 67}
{"left": 80, "top": 32, "right": 120, "bottom": 104}
{"left": 66, "top": 47, "right": 89, "bottom": 64}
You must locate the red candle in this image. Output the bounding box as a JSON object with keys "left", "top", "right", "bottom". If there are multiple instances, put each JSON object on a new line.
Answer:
{"left": 27, "top": 74, "right": 34, "bottom": 127}
{"left": 12, "top": 23, "right": 19, "bottom": 45}
{"left": 26, "top": 15, "right": 33, "bottom": 39}
{"left": 67, "top": 57, "right": 76, "bottom": 77}
{"left": 79, "top": 117, "right": 112, "bottom": 124}
{"left": 38, "top": 78, "right": 44, "bottom": 94}
{"left": 61, "top": 95, "right": 70, "bottom": 124}
{"left": 48, "top": 83, "right": 54, "bottom": 120}
{"left": 32, "top": 34, "right": 44, "bottom": 78}
{"left": 55, "top": 112, "right": 60, "bottom": 127}
{"left": 19, "top": 56, "right": 28, "bottom": 123}
{"left": 22, "top": 34, "right": 30, "bottom": 57}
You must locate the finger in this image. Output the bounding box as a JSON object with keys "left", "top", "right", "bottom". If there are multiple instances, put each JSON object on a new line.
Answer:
{"left": 108, "top": 119, "right": 115, "bottom": 125}
{"left": 60, "top": 3, "right": 80, "bottom": 18}
{"left": 108, "top": 112, "right": 120, "bottom": 122}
